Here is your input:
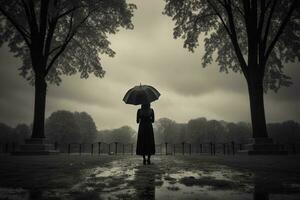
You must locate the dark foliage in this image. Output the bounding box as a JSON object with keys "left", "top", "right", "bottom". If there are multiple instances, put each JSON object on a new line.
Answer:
{"left": 154, "top": 117, "right": 300, "bottom": 144}
{"left": 0, "top": 123, "right": 30, "bottom": 143}
{"left": 0, "top": 0, "right": 136, "bottom": 138}
{"left": 1, "top": 114, "right": 299, "bottom": 145}
{"left": 163, "top": 0, "right": 300, "bottom": 138}
{"left": 45, "top": 110, "right": 97, "bottom": 144}
{"left": 97, "top": 126, "right": 136, "bottom": 144}
{"left": 163, "top": 0, "right": 300, "bottom": 90}
{"left": 0, "top": 0, "right": 136, "bottom": 84}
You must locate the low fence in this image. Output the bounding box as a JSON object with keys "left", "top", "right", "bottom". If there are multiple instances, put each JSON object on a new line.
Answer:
{"left": 0, "top": 141, "right": 299, "bottom": 155}
{"left": 52, "top": 142, "right": 134, "bottom": 155}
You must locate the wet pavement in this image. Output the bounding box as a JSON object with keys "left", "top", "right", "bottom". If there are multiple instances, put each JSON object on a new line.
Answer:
{"left": 1, "top": 156, "right": 300, "bottom": 199}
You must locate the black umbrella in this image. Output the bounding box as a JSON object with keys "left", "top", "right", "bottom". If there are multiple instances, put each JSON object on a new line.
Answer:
{"left": 123, "top": 84, "right": 160, "bottom": 105}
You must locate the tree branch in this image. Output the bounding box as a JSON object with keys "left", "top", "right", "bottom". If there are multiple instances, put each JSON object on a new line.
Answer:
{"left": 39, "top": 0, "right": 50, "bottom": 47}
{"left": 231, "top": 1, "right": 245, "bottom": 18}
{"left": 20, "top": 0, "right": 32, "bottom": 33}
{"left": 45, "top": 7, "right": 100, "bottom": 75}
{"left": 0, "top": 6, "right": 30, "bottom": 46}
{"left": 48, "top": 44, "right": 62, "bottom": 55}
{"left": 44, "top": 18, "right": 58, "bottom": 60}
{"left": 262, "top": 0, "right": 277, "bottom": 56}
{"left": 215, "top": 0, "right": 226, "bottom": 7}
{"left": 264, "top": 0, "right": 297, "bottom": 61}
{"left": 26, "top": 0, "right": 39, "bottom": 34}
{"left": 257, "top": 0, "right": 266, "bottom": 39}
{"left": 56, "top": 6, "right": 84, "bottom": 19}
{"left": 45, "top": 13, "right": 74, "bottom": 75}
{"left": 241, "top": 0, "right": 251, "bottom": 43}
{"left": 224, "top": 0, "right": 249, "bottom": 79}
{"left": 206, "top": 0, "right": 232, "bottom": 36}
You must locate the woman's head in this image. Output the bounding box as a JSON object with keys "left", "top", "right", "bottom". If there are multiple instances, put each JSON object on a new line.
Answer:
{"left": 141, "top": 103, "right": 150, "bottom": 109}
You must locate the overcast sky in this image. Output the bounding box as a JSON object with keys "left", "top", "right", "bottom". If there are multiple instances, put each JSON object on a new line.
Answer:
{"left": 0, "top": 0, "right": 299, "bottom": 131}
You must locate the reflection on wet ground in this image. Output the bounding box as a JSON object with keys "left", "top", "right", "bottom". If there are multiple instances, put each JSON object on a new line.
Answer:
{"left": 1, "top": 156, "right": 300, "bottom": 200}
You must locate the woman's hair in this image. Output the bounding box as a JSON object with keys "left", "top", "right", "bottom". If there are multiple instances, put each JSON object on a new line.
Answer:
{"left": 141, "top": 103, "right": 150, "bottom": 109}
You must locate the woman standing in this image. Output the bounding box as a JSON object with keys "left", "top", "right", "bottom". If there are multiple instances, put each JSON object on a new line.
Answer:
{"left": 123, "top": 84, "right": 159, "bottom": 164}
{"left": 136, "top": 103, "right": 155, "bottom": 164}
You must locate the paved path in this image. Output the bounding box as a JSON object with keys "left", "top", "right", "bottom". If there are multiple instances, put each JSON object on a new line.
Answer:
{"left": 70, "top": 155, "right": 300, "bottom": 200}
{"left": 1, "top": 155, "right": 300, "bottom": 199}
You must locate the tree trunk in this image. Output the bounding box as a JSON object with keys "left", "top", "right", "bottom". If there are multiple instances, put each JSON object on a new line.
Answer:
{"left": 31, "top": 76, "right": 47, "bottom": 138}
{"left": 247, "top": 78, "right": 268, "bottom": 138}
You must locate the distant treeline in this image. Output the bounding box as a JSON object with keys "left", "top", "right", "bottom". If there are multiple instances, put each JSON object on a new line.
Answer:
{"left": 97, "top": 126, "right": 136, "bottom": 144}
{"left": 0, "top": 110, "right": 299, "bottom": 145}
{"left": 0, "top": 110, "right": 137, "bottom": 145}
{"left": 0, "top": 123, "right": 31, "bottom": 144}
{"left": 153, "top": 118, "right": 300, "bottom": 144}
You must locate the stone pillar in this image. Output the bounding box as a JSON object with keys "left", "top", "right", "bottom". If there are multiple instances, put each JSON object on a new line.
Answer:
{"left": 12, "top": 138, "right": 59, "bottom": 155}
{"left": 238, "top": 138, "right": 287, "bottom": 155}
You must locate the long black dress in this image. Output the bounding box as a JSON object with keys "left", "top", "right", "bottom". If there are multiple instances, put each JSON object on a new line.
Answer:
{"left": 136, "top": 108, "right": 155, "bottom": 155}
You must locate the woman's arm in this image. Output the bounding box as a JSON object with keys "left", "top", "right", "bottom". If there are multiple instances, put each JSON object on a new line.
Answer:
{"left": 151, "top": 109, "right": 155, "bottom": 123}
{"left": 136, "top": 109, "right": 140, "bottom": 124}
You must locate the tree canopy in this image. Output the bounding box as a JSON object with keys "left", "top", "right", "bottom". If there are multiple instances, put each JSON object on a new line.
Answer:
{"left": 0, "top": 116, "right": 299, "bottom": 145}
{"left": 97, "top": 126, "right": 136, "bottom": 144}
{"left": 0, "top": 123, "right": 30, "bottom": 143}
{"left": 45, "top": 110, "right": 98, "bottom": 143}
{"left": 154, "top": 117, "right": 300, "bottom": 144}
{"left": 164, "top": 0, "right": 299, "bottom": 91}
{"left": 45, "top": 110, "right": 81, "bottom": 143}
{"left": 0, "top": 0, "right": 136, "bottom": 85}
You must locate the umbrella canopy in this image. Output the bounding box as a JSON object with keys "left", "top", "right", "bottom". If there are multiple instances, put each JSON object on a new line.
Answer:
{"left": 123, "top": 84, "right": 160, "bottom": 105}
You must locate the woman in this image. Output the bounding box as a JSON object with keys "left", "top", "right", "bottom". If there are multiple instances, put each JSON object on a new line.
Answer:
{"left": 136, "top": 103, "right": 155, "bottom": 165}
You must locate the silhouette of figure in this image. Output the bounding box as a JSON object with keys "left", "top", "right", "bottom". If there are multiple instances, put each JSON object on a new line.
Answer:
{"left": 136, "top": 103, "right": 155, "bottom": 164}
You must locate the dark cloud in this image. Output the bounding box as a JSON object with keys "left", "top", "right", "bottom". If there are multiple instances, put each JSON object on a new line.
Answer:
{"left": 0, "top": 0, "right": 299, "bottom": 130}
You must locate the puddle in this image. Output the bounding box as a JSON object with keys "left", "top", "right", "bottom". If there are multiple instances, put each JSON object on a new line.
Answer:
{"left": 87, "top": 163, "right": 300, "bottom": 200}
{"left": 1, "top": 157, "right": 300, "bottom": 200}
{"left": 93, "top": 166, "right": 136, "bottom": 181}
{"left": 69, "top": 160, "right": 138, "bottom": 199}
{"left": 93, "top": 164, "right": 300, "bottom": 200}
{"left": 154, "top": 168, "right": 250, "bottom": 199}
{"left": 166, "top": 169, "right": 236, "bottom": 181}
{"left": 167, "top": 170, "right": 201, "bottom": 179}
